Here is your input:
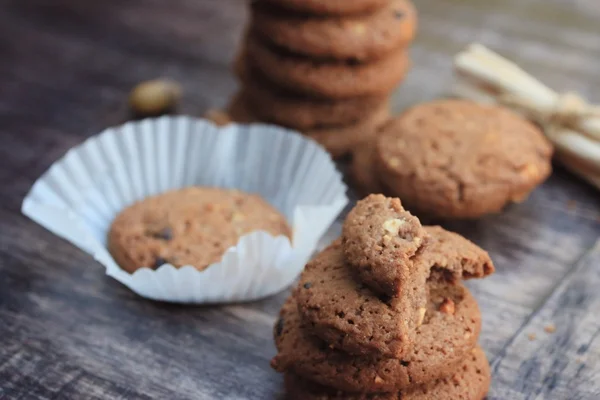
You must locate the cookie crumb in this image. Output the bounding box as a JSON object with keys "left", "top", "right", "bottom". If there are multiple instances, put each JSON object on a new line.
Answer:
{"left": 374, "top": 375, "right": 384, "bottom": 384}
{"left": 576, "top": 357, "right": 584, "bottom": 364}
{"left": 439, "top": 298, "right": 456, "bottom": 315}
{"left": 544, "top": 324, "right": 556, "bottom": 334}
{"left": 528, "top": 333, "right": 537, "bottom": 341}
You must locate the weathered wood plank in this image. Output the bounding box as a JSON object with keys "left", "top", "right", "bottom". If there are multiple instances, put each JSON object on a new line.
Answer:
{"left": 490, "top": 240, "right": 600, "bottom": 400}
{"left": 0, "top": 0, "right": 599, "bottom": 399}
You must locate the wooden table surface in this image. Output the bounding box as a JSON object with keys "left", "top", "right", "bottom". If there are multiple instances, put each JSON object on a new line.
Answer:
{"left": 1, "top": 0, "right": 599, "bottom": 399}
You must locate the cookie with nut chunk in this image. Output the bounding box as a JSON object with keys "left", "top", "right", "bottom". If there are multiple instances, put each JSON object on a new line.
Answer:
{"left": 251, "top": 0, "right": 417, "bottom": 62}
{"left": 108, "top": 187, "right": 291, "bottom": 273}
{"left": 375, "top": 100, "right": 553, "bottom": 218}
{"left": 342, "top": 194, "right": 427, "bottom": 298}
{"left": 295, "top": 229, "right": 491, "bottom": 359}
{"left": 274, "top": 278, "right": 481, "bottom": 393}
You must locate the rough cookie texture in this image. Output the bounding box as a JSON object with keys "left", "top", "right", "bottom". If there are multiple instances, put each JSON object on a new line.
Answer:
{"left": 295, "top": 239, "right": 422, "bottom": 357}
{"left": 108, "top": 187, "right": 291, "bottom": 273}
{"left": 251, "top": 0, "right": 417, "bottom": 62}
{"left": 375, "top": 100, "right": 553, "bottom": 218}
{"left": 419, "top": 226, "right": 495, "bottom": 282}
{"left": 342, "top": 194, "right": 427, "bottom": 297}
{"left": 236, "top": 62, "right": 389, "bottom": 130}
{"left": 256, "top": 0, "right": 390, "bottom": 16}
{"left": 274, "top": 281, "right": 481, "bottom": 392}
{"left": 243, "top": 32, "right": 410, "bottom": 99}
{"left": 283, "top": 347, "right": 490, "bottom": 400}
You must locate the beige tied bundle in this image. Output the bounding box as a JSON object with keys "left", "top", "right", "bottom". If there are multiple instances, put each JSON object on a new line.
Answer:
{"left": 452, "top": 43, "right": 600, "bottom": 189}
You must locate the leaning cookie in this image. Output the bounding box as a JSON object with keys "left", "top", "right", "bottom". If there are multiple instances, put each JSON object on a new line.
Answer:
{"left": 251, "top": 0, "right": 417, "bottom": 62}
{"left": 274, "top": 280, "right": 481, "bottom": 392}
{"left": 283, "top": 347, "right": 490, "bottom": 400}
{"left": 108, "top": 187, "right": 291, "bottom": 273}
{"left": 375, "top": 100, "right": 553, "bottom": 218}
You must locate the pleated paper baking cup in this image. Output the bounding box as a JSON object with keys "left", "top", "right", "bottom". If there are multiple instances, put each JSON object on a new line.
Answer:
{"left": 22, "top": 116, "right": 348, "bottom": 303}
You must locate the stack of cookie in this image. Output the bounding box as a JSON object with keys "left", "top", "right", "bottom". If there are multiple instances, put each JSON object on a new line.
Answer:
{"left": 351, "top": 99, "right": 554, "bottom": 218}
{"left": 227, "top": 0, "right": 417, "bottom": 158}
{"left": 271, "top": 194, "right": 495, "bottom": 399}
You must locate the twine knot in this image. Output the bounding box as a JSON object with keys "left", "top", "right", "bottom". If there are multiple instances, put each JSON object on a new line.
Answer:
{"left": 500, "top": 91, "right": 600, "bottom": 128}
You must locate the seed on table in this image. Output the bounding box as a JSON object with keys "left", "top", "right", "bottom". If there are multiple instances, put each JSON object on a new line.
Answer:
{"left": 129, "top": 79, "right": 182, "bottom": 116}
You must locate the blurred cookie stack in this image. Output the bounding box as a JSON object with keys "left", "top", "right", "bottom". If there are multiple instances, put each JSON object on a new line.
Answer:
{"left": 227, "top": 0, "right": 417, "bottom": 158}
{"left": 271, "top": 195, "right": 495, "bottom": 399}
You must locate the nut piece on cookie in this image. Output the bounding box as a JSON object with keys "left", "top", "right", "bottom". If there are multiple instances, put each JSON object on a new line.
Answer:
{"left": 342, "top": 194, "right": 428, "bottom": 297}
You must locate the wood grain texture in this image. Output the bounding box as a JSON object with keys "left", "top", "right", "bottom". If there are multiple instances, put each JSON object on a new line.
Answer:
{"left": 0, "top": 0, "right": 599, "bottom": 399}
{"left": 490, "top": 240, "right": 600, "bottom": 400}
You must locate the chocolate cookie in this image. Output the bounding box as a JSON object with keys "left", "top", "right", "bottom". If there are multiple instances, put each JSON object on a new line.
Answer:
{"left": 251, "top": 0, "right": 417, "bottom": 61}
{"left": 342, "top": 194, "right": 427, "bottom": 297}
{"left": 237, "top": 63, "right": 390, "bottom": 130}
{"left": 375, "top": 100, "right": 553, "bottom": 218}
{"left": 244, "top": 33, "right": 410, "bottom": 99}
{"left": 256, "top": 0, "right": 390, "bottom": 16}
{"left": 108, "top": 187, "right": 291, "bottom": 273}
{"left": 283, "top": 347, "right": 490, "bottom": 400}
{"left": 226, "top": 92, "right": 390, "bottom": 158}
{"left": 274, "top": 280, "right": 480, "bottom": 392}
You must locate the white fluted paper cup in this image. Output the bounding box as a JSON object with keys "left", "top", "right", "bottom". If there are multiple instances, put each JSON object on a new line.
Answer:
{"left": 22, "top": 116, "right": 348, "bottom": 303}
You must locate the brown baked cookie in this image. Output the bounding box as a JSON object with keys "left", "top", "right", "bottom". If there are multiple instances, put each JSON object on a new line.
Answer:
{"left": 283, "top": 347, "right": 490, "bottom": 400}
{"left": 251, "top": 0, "right": 417, "bottom": 62}
{"left": 295, "top": 239, "right": 422, "bottom": 358}
{"left": 108, "top": 187, "right": 291, "bottom": 273}
{"left": 351, "top": 139, "right": 385, "bottom": 197}
{"left": 420, "top": 226, "right": 495, "bottom": 282}
{"left": 255, "top": 0, "right": 390, "bottom": 16}
{"left": 237, "top": 63, "right": 390, "bottom": 130}
{"left": 244, "top": 33, "right": 410, "bottom": 99}
{"left": 303, "top": 105, "right": 390, "bottom": 158}
{"left": 296, "top": 227, "right": 492, "bottom": 358}
{"left": 226, "top": 92, "right": 390, "bottom": 159}
{"left": 274, "top": 280, "right": 481, "bottom": 392}
{"left": 342, "top": 194, "right": 427, "bottom": 297}
{"left": 375, "top": 100, "right": 554, "bottom": 218}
